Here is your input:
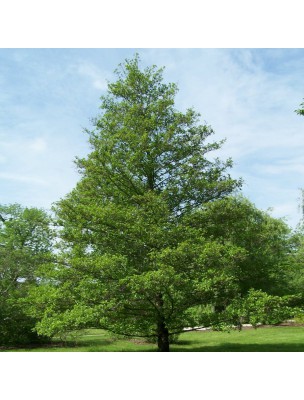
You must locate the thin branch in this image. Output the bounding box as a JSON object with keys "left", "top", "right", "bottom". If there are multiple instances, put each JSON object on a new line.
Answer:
{"left": 98, "top": 325, "right": 157, "bottom": 338}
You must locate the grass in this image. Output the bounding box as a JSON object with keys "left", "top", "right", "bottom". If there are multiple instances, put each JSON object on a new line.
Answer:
{"left": 3, "top": 325, "right": 304, "bottom": 352}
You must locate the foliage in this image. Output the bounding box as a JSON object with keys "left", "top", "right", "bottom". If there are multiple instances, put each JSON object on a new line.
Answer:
{"left": 284, "top": 226, "right": 304, "bottom": 296}
{"left": 187, "top": 196, "right": 293, "bottom": 297}
{"left": 295, "top": 99, "right": 304, "bottom": 116}
{"left": 223, "top": 289, "right": 297, "bottom": 329}
{"left": 29, "top": 55, "right": 242, "bottom": 351}
{"left": 0, "top": 204, "right": 53, "bottom": 345}
{"left": 294, "top": 311, "right": 304, "bottom": 324}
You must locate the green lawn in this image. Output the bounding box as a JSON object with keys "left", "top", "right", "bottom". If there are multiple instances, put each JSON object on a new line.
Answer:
{"left": 3, "top": 326, "right": 304, "bottom": 352}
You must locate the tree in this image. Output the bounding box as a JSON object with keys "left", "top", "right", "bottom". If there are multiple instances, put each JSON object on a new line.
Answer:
{"left": 290, "top": 104, "right": 304, "bottom": 301}
{"left": 283, "top": 225, "right": 304, "bottom": 299}
{"left": 29, "top": 55, "right": 243, "bottom": 351}
{"left": 0, "top": 204, "right": 53, "bottom": 345}
{"left": 188, "top": 196, "right": 293, "bottom": 298}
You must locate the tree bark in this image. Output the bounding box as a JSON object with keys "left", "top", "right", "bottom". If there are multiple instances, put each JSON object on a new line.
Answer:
{"left": 157, "top": 319, "right": 170, "bottom": 352}
{"left": 156, "top": 293, "right": 170, "bottom": 351}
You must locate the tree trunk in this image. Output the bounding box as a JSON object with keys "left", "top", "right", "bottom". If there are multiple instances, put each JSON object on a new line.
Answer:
{"left": 157, "top": 319, "right": 170, "bottom": 352}
{"left": 156, "top": 293, "right": 170, "bottom": 351}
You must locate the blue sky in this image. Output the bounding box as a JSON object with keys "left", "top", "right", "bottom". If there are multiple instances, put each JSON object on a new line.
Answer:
{"left": 1, "top": 48, "right": 304, "bottom": 228}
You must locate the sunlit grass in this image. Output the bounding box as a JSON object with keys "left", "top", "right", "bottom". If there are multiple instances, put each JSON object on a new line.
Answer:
{"left": 3, "top": 326, "right": 304, "bottom": 352}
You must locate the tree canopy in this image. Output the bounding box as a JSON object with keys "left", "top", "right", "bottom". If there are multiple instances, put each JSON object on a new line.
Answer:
{"left": 189, "top": 196, "right": 293, "bottom": 297}
{"left": 0, "top": 204, "right": 53, "bottom": 345}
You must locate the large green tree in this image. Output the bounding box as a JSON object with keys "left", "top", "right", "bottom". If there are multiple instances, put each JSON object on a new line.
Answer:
{"left": 0, "top": 204, "right": 53, "bottom": 345}
{"left": 30, "top": 56, "right": 243, "bottom": 351}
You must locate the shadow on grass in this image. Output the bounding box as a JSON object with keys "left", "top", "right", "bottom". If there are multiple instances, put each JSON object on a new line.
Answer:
{"left": 1, "top": 338, "right": 115, "bottom": 351}
{"left": 74, "top": 335, "right": 304, "bottom": 352}
{"left": 4, "top": 342, "right": 304, "bottom": 352}
{"left": 171, "top": 341, "right": 304, "bottom": 352}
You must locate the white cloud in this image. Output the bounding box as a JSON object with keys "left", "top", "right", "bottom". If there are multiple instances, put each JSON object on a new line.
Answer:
{"left": 0, "top": 172, "right": 48, "bottom": 186}
{"left": 255, "top": 158, "right": 304, "bottom": 176}
{"left": 76, "top": 62, "right": 108, "bottom": 91}
{"left": 157, "top": 49, "right": 304, "bottom": 162}
{"left": 1, "top": 48, "right": 304, "bottom": 228}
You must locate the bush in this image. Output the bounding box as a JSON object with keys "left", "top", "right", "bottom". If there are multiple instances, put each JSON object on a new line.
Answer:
{"left": 225, "top": 289, "right": 297, "bottom": 328}
{"left": 0, "top": 313, "right": 48, "bottom": 346}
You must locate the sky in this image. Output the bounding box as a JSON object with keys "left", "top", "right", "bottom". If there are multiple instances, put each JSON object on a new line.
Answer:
{"left": 0, "top": 48, "right": 304, "bottom": 227}
{"left": 1, "top": 48, "right": 304, "bottom": 229}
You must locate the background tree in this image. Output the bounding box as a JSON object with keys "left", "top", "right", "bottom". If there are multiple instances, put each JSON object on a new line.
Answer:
{"left": 29, "top": 55, "right": 243, "bottom": 351}
{"left": 283, "top": 226, "right": 304, "bottom": 301}
{"left": 288, "top": 105, "right": 304, "bottom": 306}
{"left": 174, "top": 196, "right": 295, "bottom": 328}
{"left": 188, "top": 196, "right": 293, "bottom": 298}
{"left": 0, "top": 204, "right": 53, "bottom": 345}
